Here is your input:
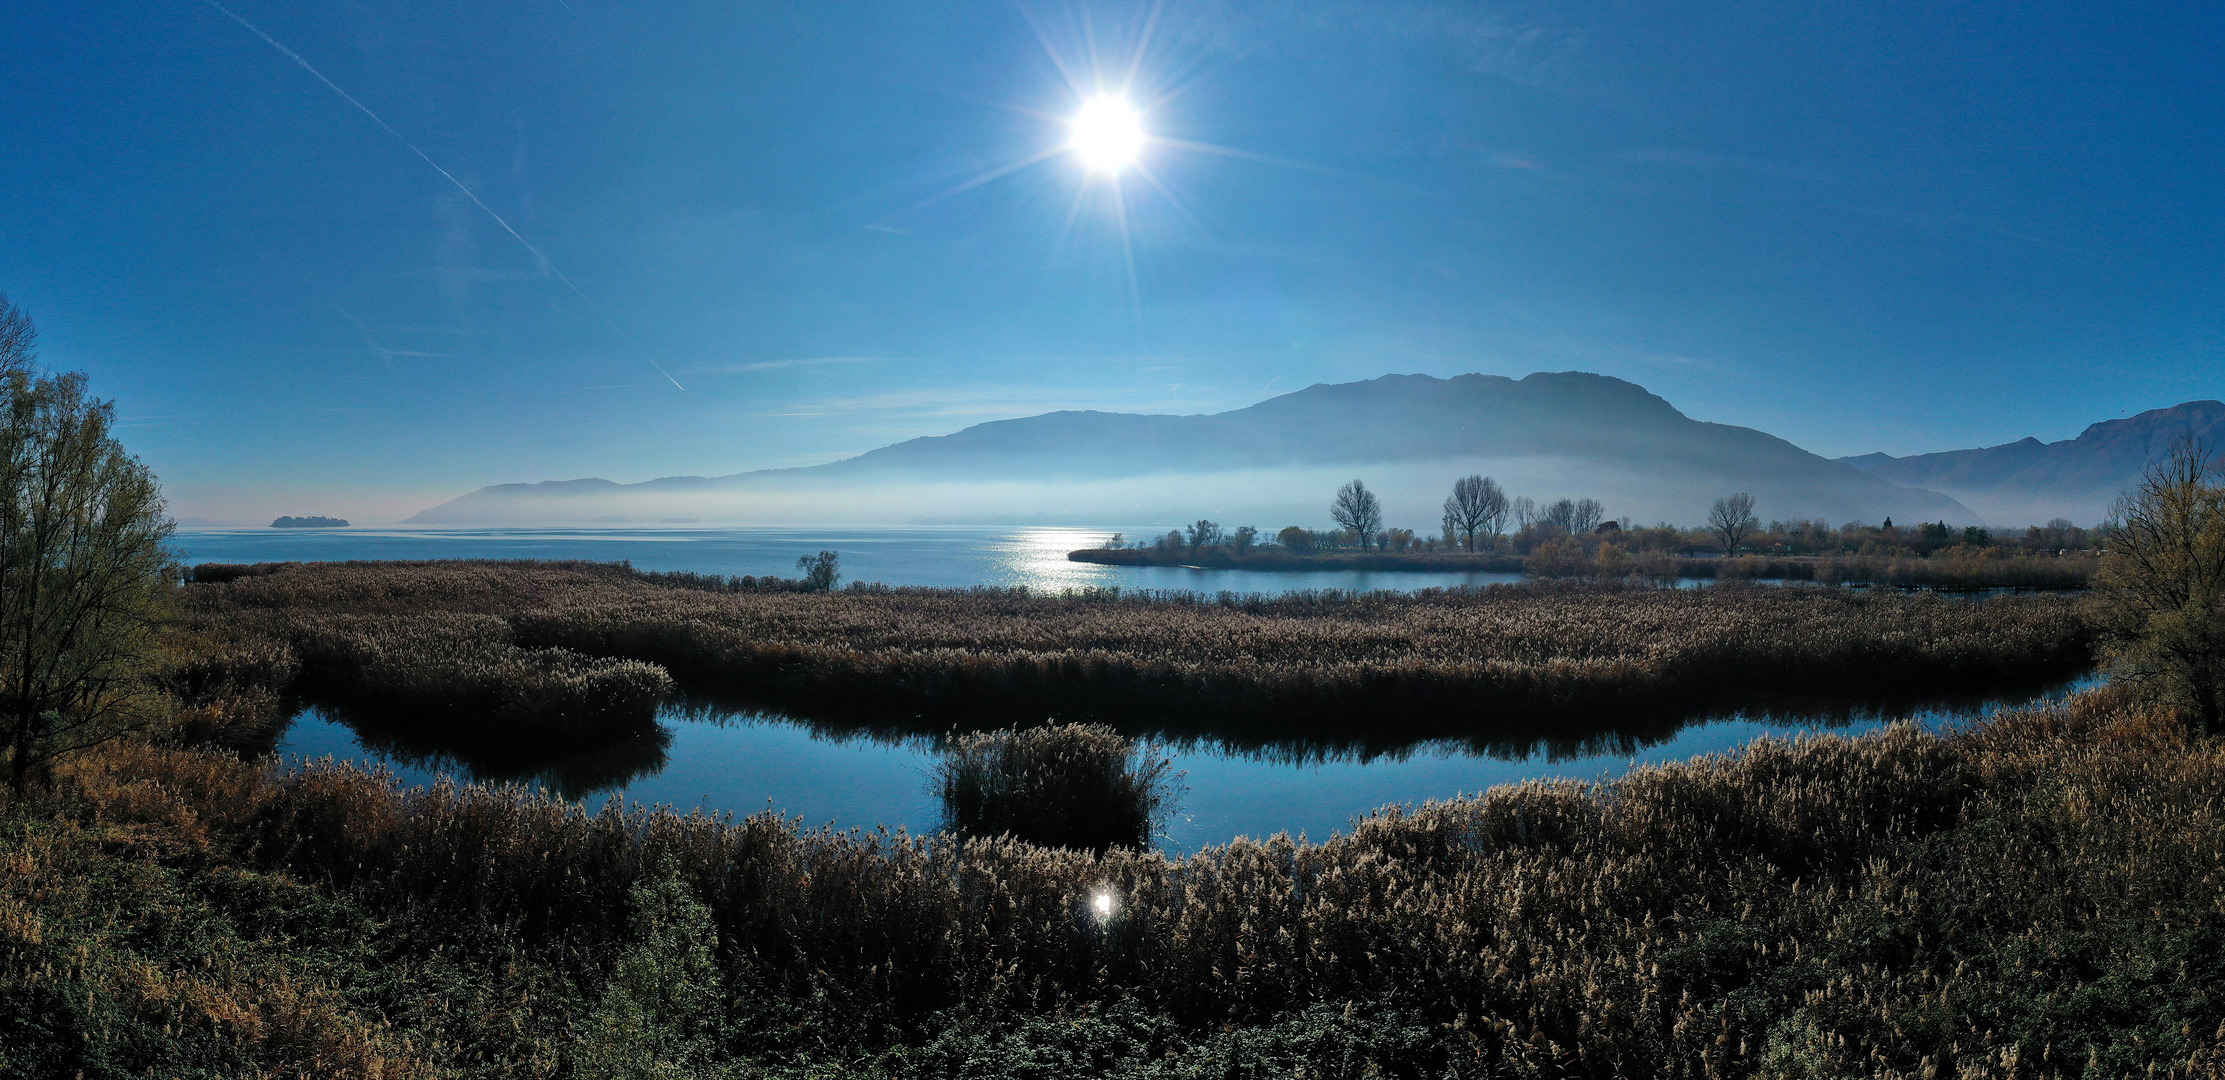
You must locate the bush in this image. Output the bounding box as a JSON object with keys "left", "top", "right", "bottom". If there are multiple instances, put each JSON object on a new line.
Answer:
{"left": 934, "top": 723, "right": 1179, "bottom": 853}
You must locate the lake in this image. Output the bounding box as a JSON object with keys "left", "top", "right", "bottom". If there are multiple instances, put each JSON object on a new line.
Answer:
{"left": 188, "top": 524, "right": 2092, "bottom": 852}
{"left": 171, "top": 524, "right": 1527, "bottom": 594}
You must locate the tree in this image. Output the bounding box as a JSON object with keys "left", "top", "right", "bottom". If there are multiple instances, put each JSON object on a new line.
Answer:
{"left": 1914, "top": 521, "right": 1953, "bottom": 554}
{"left": 1277, "top": 526, "right": 1312, "bottom": 553}
{"left": 1186, "top": 519, "right": 1223, "bottom": 555}
{"left": 1706, "top": 493, "right": 1758, "bottom": 555}
{"left": 1330, "top": 480, "right": 1382, "bottom": 550}
{"left": 2092, "top": 437, "right": 2225, "bottom": 731}
{"left": 1, "top": 303, "right": 176, "bottom": 797}
{"left": 795, "top": 550, "right": 840, "bottom": 591}
{"left": 1511, "top": 496, "right": 1537, "bottom": 532}
{"left": 1441, "top": 474, "right": 1508, "bottom": 552}
{"left": 0, "top": 295, "right": 32, "bottom": 377}
{"left": 1571, "top": 498, "right": 1606, "bottom": 534}
{"left": 1229, "top": 525, "right": 1257, "bottom": 555}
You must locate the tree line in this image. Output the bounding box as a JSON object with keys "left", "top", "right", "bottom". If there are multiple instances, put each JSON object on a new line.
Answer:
{"left": 1108, "top": 477, "right": 2110, "bottom": 561}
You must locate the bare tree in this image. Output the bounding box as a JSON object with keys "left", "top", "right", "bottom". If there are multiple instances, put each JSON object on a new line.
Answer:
{"left": 1441, "top": 474, "right": 1509, "bottom": 552}
{"left": 1708, "top": 493, "right": 1759, "bottom": 555}
{"left": 1330, "top": 480, "right": 1382, "bottom": 550}
{"left": 2, "top": 360, "right": 176, "bottom": 796}
{"left": 1540, "top": 498, "right": 1577, "bottom": 532}
{"left": 1571, "top": 498, "right": 1605, "bottom": 533}
{"left": 1511, "top": 496, "right": 1537, "bottom": 531}
{"left": 1186, "top": 519, "right": 1223, "bottom": 555}
{"left": 0, "top": 294, "right": 32, "bottom": 378}
{"left": 2093, "top": 437, "right": 2225, "bottom": 730}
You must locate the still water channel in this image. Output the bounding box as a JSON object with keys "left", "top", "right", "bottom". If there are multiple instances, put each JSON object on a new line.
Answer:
{"left": 178, "top": 525, "right": 2093, "bottom": 853}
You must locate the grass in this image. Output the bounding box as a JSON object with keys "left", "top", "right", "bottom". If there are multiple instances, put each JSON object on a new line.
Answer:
{"left": 10, "top": 682, "right": 2225, "bottom": 1076}
{"left": 933, "top": 724, "right": 1179, "bottom": 853}
{"left": 180, "top": 561, "right": 2098, "bottom": 749}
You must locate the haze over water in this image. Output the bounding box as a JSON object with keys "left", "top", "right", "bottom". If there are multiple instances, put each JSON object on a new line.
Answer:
{"left": 171, "top": 524, "right": 1527, "bottom": 594}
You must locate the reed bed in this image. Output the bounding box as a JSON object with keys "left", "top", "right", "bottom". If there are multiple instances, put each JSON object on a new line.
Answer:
{"left": 189, "top": 563, "right": 673, "bottom": 746}
{"left": 283, "top": 612, "right": 672, "bottom": 743}
{"left": 183, "top": 560, "right": 2094, "bottom": 736}
{"left": 933, "top": 723, "right": 1180, "bottom": 853}
{"left": 21, "top": 683, "right": 2224, "bottom": 1077}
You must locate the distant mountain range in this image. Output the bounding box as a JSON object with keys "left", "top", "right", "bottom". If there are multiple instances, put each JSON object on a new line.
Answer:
{"left": 1840, "top": 400, "right": 2225, "bottom": 526}
{"left": 407, "top": 372, "right": 1994, "bottom": 528}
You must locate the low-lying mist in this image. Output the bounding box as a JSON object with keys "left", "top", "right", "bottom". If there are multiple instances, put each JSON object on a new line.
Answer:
{"left": 409, "top": 457, "right": 1976, "bottom": 531}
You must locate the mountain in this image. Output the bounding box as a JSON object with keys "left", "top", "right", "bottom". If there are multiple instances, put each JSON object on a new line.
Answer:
{"left": 406, "top": 372, "right": 1975, "bottom": 527}
{"left": 1841, "top": 400, "right": 2225, "bottom": 526}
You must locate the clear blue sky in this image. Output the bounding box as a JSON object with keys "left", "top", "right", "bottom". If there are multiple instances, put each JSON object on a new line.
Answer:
{"left": 5, "top": 1, "right": 2220, "bottom": 521}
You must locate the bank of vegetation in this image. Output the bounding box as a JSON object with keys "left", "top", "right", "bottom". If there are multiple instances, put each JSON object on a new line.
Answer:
{"left": 175, "top": 561, "right": 2094, "bottom": 745}
{"left": 1072, "top": 544, "right": 2096, "bottom": 589}
{"left": 13, "top": 684, "right": 2225, "bottom": 1077}
{"left": 1083, "top": 479, "right": 2102, "bottom": 589}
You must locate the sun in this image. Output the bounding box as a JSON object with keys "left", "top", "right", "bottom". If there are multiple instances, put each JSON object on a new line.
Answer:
{"left": 1068, "top": 95, "right": 1147, "bottom": 173}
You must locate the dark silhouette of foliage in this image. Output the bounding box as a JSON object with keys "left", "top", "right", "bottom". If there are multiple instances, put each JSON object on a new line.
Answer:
{"left": 1184, "top": 520, "right": 1221, "bottom": 556}
{"left": 794, "top": 550, "right": 840, "bottom": 592}
{"left": 934, "top": 723, "right": 1179, "bottom": 853}
{"left": 0, "top": 302, "right": 175, "bottom": 798}
{"left": 2092, "top": 437, "right": 2225, "bottom": 730}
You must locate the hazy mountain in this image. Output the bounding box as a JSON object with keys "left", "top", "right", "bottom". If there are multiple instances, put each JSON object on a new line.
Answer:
{"left": 1842, "top": 400, "right": 2225, "bottom": 527}
{"left": 407, "top": 372, "right": 1975, "bottom": 527}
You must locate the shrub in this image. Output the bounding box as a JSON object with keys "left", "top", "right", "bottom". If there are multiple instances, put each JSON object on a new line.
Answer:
{"left": 934, "top": 723, "right": 1179, "bottom": 853}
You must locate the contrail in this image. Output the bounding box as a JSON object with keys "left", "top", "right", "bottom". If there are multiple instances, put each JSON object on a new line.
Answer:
{"left": 197, "top": 0, "right": 685, "bottom": 391}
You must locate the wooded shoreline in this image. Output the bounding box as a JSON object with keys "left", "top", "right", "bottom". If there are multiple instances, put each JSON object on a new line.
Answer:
{"left": 1070, "top": 545, "right": 2098, "bottom": 589}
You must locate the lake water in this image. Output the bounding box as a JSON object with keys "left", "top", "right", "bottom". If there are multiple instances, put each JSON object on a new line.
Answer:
{"left": 172, "top": 525, "right": 1527, "bottom": 595}
{"left": 273, "top": 678, "right": 2097, "bottom": 855}
{"left": 190, "top": 524, "right": 2092, "bottom": 852}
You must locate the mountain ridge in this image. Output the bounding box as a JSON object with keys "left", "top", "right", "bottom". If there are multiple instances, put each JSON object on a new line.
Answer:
{"left": 405, "top": 371, "right": 1976, "bottom": 527}
{"left": 1842, "top": 400, "right": 2225, "bottom": 525}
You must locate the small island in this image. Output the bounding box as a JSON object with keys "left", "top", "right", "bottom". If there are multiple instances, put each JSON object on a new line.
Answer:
{"left": 270, "top": 515, "right": 349, "bottom": 529}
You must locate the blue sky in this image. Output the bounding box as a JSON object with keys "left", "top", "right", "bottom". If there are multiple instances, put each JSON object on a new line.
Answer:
{"left": 4, "top": 1, "right": 2220, "bottom": 521}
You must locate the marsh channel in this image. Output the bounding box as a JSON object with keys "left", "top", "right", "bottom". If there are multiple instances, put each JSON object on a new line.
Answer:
{"left": 178, "top": 525, "right": 2098, "bottom": 854}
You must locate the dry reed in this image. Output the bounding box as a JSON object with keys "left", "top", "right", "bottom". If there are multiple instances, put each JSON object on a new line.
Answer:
{"left": 182, "top": 561, "right": 2096, "bottom": 737}
{"left": 26, "top": 682, "right": 2225, "bottom": 1077}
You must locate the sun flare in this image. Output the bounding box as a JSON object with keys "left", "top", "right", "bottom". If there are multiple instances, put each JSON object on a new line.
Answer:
{"left": 1068, "top": 96, "right": 1147, "bottom": 173}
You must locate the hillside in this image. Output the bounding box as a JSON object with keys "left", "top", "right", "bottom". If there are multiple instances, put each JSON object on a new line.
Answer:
{"left": 1844, "top": 400, "right": 2225, "bottom": 526}
{"left": 406, "top": 372, "right": 1975, "bottom": 527}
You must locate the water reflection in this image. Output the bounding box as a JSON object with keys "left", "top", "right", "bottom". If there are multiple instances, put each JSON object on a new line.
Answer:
{"left": 281, "top": 666, "right": 2098, "bottom": 828}
{"left": 282, "top": 663, "right": 2100, "bottom": 801}
{"left": 305, "top": 695, "right": 673, "bottom": 799}
{"left": 277, "top": 671, "right": 2097, "bottom": 852}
